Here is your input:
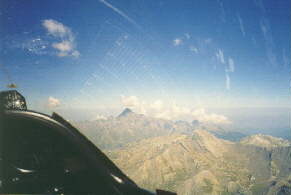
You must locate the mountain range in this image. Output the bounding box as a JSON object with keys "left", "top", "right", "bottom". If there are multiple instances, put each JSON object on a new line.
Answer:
{"left": 74, "top": 108, "right": 245, "bottom": 150}
{"left": 74, "top": 108, "right": 291, "bottom": 194}
{"left": 74, "top": 108, "right": 193, "bottom": 149}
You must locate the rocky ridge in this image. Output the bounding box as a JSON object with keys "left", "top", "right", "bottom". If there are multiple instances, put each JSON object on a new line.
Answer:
{"left": 107, "top": 130, "right": 291, "bottom": 194}
{"left": 74, "top": 108, "right": 291, "bottom": 194}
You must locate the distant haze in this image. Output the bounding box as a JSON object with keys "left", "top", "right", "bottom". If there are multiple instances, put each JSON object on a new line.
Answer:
{"left": 52, "top": 106, "right": 291, "bottom": 139}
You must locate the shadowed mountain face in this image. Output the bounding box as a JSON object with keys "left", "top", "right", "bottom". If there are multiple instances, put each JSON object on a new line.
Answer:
{"left": 74, "top": 109, "right": 291, "bottom": 194}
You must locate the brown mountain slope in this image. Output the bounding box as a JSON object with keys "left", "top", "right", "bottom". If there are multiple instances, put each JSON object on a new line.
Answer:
{"left": 106, "top": 130, "right": 291, "bottom": 195}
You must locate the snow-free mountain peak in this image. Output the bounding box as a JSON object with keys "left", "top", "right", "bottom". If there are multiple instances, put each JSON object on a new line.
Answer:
{"left": 118, "top": 108, "right": 134, "bottom": 117}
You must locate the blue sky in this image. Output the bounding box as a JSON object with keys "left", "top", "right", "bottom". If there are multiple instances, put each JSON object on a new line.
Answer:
{"left": 0, "top": 0, "right": 290, "bottom": 129}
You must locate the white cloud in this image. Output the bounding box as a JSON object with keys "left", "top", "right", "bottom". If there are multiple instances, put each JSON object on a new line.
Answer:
{"left": 119, "top": 96, "right": 231, "bottom": 124}
{"left": 120, "top": 95, "right": 147, "bottom": 114}
{"left": 42, "top": 19, "right": 80, "bottom": 58}
{"left": 92, "top": 114, "right": 107, "bottom": 120}
{"left": 224, "top": 58, "right": 234, "bottom": 90}
{"left": 184, "top": 33, "right": 191, "bottom": 39}
{"left": 121, "top": 95, "right": 140, "bottom": 108}
{"left": 150, "top": 100, "right": 164, "bottom": 111}
{"left": 227, "top": 58, "right": 235, "bottom": 72}
{"left": 225, "top": 73, "right": 230, "bottom": 90}
{"left": 216, "top": 49, "right": 225, "bottom": 64}
{"left": 173, "top": 38, "right": 182, "bottom": 46}
{"left": 154, "top": 103, "right": 231, "bottom": 124}
{"left": 237, "top": 13, "right": 246, "bottom": 36}
{"left": 190, "top": 108, "right": 230, "bottom": 124}
{"left": 48, "top": 96, "right": 61, "bottom": 107}
{"left": 52, "top": 41, "right": 73, "bottom": 52}
{"left": 190, "top": 46, "right": 199, "bottom": 53}
{"left": 72, "top": 50, "right": 80, "bottom": 58}
{"left": 43, "top": 19, "right": 70, "bottom": 38}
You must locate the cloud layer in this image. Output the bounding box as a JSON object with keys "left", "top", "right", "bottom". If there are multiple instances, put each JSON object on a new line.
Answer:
{"left": 120, "top": 96, "right": 231, "bottom": 124}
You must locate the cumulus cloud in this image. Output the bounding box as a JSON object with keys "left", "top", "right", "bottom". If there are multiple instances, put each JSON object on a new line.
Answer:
{"left": 173, "top": 38, "right": 183, "bottom": 46}
{"left": 42, "top": 19, "right": 80, "bottom": 58}
{"left": 191, "top": 108, "right": 230, "bottom": 124}
{"left": 120, "top": 95, "right": 147, "bottom": 114}
{"left": 155, "top": 103, "right": 231, "bottom": 124}
{"left": 48, "top": 96, "right": 61, "bottom": 107}
{"left": 216, "top": 49, "right": 225, "bottom": 64}
{"left": 52, "top": 41, "right": 72, "bottom": 52}
{"left": 121, "top": 95, "right": 140, "bottom": 108}
{"left": 43, "top": 19, "right": 70, "bottom": 38}
{"left": 120, "top": 96, "right": 231, "bottom": 124}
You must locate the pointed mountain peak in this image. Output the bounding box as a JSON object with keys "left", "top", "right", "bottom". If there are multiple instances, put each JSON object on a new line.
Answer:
{"left": 118, "top": 108, "right": 134, "bottom": 117}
